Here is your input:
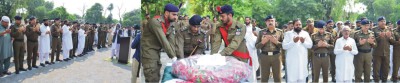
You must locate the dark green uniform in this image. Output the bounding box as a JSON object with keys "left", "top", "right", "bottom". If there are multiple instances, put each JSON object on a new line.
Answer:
{"left": 84, "top": 25, "right": 90, "bottom": 53}
{"left": 255, "top": 28, "right": 283, "bottom": 82}
{"left": 97, "top": 25, "right": 106, "bottom": 48}
{"left": 10, "top": 23, "right": 25, "bottom": 72}
{"left": 372, "top": 26, "right": 396, "bottom": 82}
{"left": 89, "top": 26, "right": 95, "bottom": 50}
{"left": 71, "top": 26, "right": 78, "bottom": 57}
{"left": 182, "top": 29, "right": 206, "bottom": 57}
{"left": 353, "top": 30, "right": 376, "bottom": 82}
{"left": 391, "top": 28, "right": 400, "bottom": 81}
{"left": 51, "top": 24, "right": 62, "bottom": 62}
{"left": 311, "top": 31, "right": 334, "bottom": 82}
{"left": 25, "top": 24, "right": 40, "bottom": 68}
{"left": 211, "top": 20, "right": 249, "bottom": 62}
{"left": 141, "top": 15, "right": 176, "bottom": 82}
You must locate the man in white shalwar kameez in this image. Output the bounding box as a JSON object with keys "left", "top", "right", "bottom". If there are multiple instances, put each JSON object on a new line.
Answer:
{"left": 243, "top": 17, "right": 259, "bottom": 82}
{"left": 111, "top": 24, "right": 121, "bottom": 59}
{"left": 282, "top": 19, "right": 312, "bottom": 82}
{"left": 39, "top": 19, "right": 51, "bottom": 67}
{"left": 75, "top": 25, "right": 86, "bottom": 56}
{"left": 333, "top": 26, "right": 358, "bottom": 82}
{"left": 62, "top": 21, "right": 73, "bottom": 61}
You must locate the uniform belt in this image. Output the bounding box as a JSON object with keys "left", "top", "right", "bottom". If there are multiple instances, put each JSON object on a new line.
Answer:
{"left": 52, "top": 36, "right": 61, "bottom": 38}
{"left": 261, "top": 51, "right": 280, "bottom": 56}
{"left": 314, "top": 53, "right": 328, "bottom": 57}
{"left": 358, "top": 49, "right": 372, "bottom": 53}
{"left": 27, "top": 39, "right": 38, "bottom": 42}
{"left": 14, "top": 39, "right": 24, "bottom": 42}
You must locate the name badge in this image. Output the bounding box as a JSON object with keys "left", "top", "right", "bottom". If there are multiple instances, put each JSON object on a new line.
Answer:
{"left": 268, "top": 52, "right": 273, "bottom": 56}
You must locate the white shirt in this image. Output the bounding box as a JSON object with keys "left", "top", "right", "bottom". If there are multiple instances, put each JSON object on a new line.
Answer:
{"left": 282, "top": 30, "right": 312, "bottom": 82}
{"left": 39, "top": 24, "right": 51, "bottom": 53}
{"left": 62, "top": 25, "right": 73, "bottom": 50}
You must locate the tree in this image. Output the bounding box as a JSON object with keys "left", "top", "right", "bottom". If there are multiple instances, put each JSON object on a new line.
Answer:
{"left": 85, "top": 3, "right": 104, "bottom": 23}
{"left": 122, "top": 9, "right": 140, "bottom": 27}
{"left": 0, "top": 0, "right": 26, "bottom": 17}
{"left": 48, "top": 6, "right": 76, "bottom": 21}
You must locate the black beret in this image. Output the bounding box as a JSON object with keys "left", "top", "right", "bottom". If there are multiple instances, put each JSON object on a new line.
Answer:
{"left": 29, "top": 16, "right": 36, "bottom": 21}
{"left": 189, "top": 15, "right": 202, "bottom": 26}
{"left": 14, "top": 16, "right": 22, "bottom": 20}
{"left": 217, "top": 5, "right": 233, "bottom": 15}
{"left": 42, "top": 19, "right": 48, "bottom": 22}
{"left": 164, "top": 3, "right": 179, "bottom": 12}
{"left": 361, "top": 20, "right": 370, "bottom": 25}
{"left": 378, "top": 16, "right": 385, "bottom": 21}
{"left": 397, "top": 20, "right": 400, "bottom": 25}
{"left": 314, "top": 20, "right": 326, "bottom": 28}
{"left": 327, "top": 20, "right": 333, "bottom": 24}
{"left": 345, "top": 20, "right": 350, "bottom": 25}
{"left": 85, "top": 22, "right": 89, "bottom": 24}
{"left": 356, "top": 20, "right": 361, "bottom": 23}
{"left": 54, "top": 18, "right": 60, "bottom": 21}
{"left": 264, "top": 15, "right": 274, "bottom": 21}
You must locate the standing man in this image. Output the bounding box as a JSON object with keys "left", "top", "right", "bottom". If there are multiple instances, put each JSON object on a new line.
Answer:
{"left": 391, "top": 20, "right": 400, "bottom": 82}
{"left": 255, "top": 15, "right": 283, "bottom": 82}
{"left": 334, "top": 26, "right": 358, "bottom": 82}
{"left": 325, "top": 20, "right": 337, "bottom": 81}
{"left": 211, "top": 5, "right": 250, "bottom": 62}
{"left": 97, "top": 23, "right": 105, "bottom": 48}
{"left": 25, "top": 16, "right": 40, "bottom": 70}
{"left": 182, "top": 15, "right": 206, "bottom": 57}
{"left": 39, "top": 19, "right": 51, "bottom": 67}
{"left": 62, "top": 20, "right": 73, "bottom": 61}
{"left": 311, "top": 20, "right": 334, "bottom": 82}
{"left": 10, "top": 16, "right": 27, "bottom": 74}
{"left": 50, "top": 18, "right": 62, "bottom": 63}
{"left": 282, "top": 19, "right": 313, "bottom": 82}
{"left": 71, "top": 22, "right": 79, "bottom": 58}
{"left": 245, "top": 17, "right": 259, "bottom": 82}
{"left": 76, "top": 24, "right": 86, "bottom": 56}
{"left": 353, "top": 20, "right": 376, "bottom": 82}
{"left": 140, "top": 3, "right": 178, "bottom": 82}
{"left": 110, "top": 24, "right": 122, "bottom": 59}
{"left": 0, "top": 16, "right": 13, "bottom": 77}
{"left": 372, "top": 16, "right": 396, "bottom": 82}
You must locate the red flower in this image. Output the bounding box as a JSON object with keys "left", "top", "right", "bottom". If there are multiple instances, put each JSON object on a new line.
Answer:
{"left": 216, "top": 6, "right": 222, "bottom": 13}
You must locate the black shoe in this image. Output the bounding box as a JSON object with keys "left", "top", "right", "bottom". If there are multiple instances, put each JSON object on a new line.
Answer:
{"left": 19, "top": 68, "right": 27, "bottom": 71}
{"left": 63, "top": 58, "right": 69, "bottom": 61}
{"left": 45, "top": 61, "right": 50, "bottom": 65}
{"left": 3, "top": 71, "right": 11, "bottom": 75}
{"left": 15, "top": 71, "right": 19, "bottom": 74}
{"left": 51, "top": 62, "right": 55, "bottom": 64}
{"left": 28, "top": 67, "right": 32, "bottom": 70}
{"left": 56, "top": 59, "right": 62, "bottom": 62}
{"left": 382, "top": 79, "right": 387, "bottom": 82}
{"left": 33, "top": 65, "right": 39, "bottom": 68}
{"left": 0, "top": 74, "right": 4, "bottom": 77}
{"left": 97, "top": 47, "right": 101, "bottom": 49}
{"left": 332, "top": 78, "right": 336, "bottom": 82}
{"left": 40, "top": 63, "right": 46, "bottom": 67}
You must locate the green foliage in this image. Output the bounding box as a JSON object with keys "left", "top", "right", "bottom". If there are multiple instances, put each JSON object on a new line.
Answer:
{"left": 122, "top": 9, "right": 141, "bottom": 27}
{"left": 85, "top": 3, "right": 104, "bottom": 23}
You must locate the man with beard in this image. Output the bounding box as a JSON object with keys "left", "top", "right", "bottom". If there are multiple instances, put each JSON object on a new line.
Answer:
{"left": 283, "top": 18, "right": 313, "bottom": 82}
{"left": 39, "top": 19, "right": 51, "bottom": 67}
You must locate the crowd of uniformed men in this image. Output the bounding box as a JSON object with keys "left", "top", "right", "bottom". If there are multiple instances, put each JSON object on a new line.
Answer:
{"left": 0, "top": 15, "right": 140, "bottom": 77}
{"left": 140, "top": 3, "right": 400, "bottom": 82}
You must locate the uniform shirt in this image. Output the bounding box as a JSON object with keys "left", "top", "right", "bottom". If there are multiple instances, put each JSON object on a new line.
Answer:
{"left": 353, "top": 30, "right": 376, "bottom": 50}
{"left": 51, "top": 24, "right": 61, "bottom": 37}
{"left": 182, "top": 29, "right": 205, "bottom": 57}
{"left": 372, "top": 26, "right": 396, "bottom": 56}
{"left": 25, "top": 24, "right": 41, "bottom": 42}
{"left": 255, "top": 28, "right": 283, "bottom": 52}
{"left": 311, "top": 31, "right": 334, "bottom": 53}
{"left": 10, "top": 24, "right": 24, "bottom": 41}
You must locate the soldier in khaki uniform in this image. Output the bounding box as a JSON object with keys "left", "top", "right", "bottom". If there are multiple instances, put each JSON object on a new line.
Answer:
{"left": 181, "top": 15, "right": 206, "bottom": 57}
{"left": 71, "top": 21, "right": 79, "bottom": 58}
{"left": 311, "top": 20, "right": 334, "bottom": 82}
{"left": 255, "top": 15, "right": 283, "bottom": 82}
{"left": 97, "top": 23, "right": 106, "bottom": 48}
{"left": 50, "top": 18, "right": 62, "bottom": 63}
{"left": 325, "top": 20, "right": 337, "bottom": 82}
{"left": 89, "top": 24, "right": 95, "bottom": 51}
{"left": 391, "top": 20, "right": 400, "bottom": 82}
{"left": 353, "top": 20, "right": 376, "bottom": 82}
{"left": 83, "top": 23, "right": 90, "bottom": 55}
{"left": 211, "top": 5, "right": 250, "bottom": 62}
{"left": 25, "top": 17, "right": 40, "bottom": 70}
{"left": 140, "top": 3, "right": 179, "bottom": 82}
{"left": 372, "top": 16, "right": 396, "bottom": 82}
{"left": 10, "top": 16, "right": 27, "bottom": 74}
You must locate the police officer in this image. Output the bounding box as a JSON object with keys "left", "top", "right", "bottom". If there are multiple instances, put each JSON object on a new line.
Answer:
{"left": 51, "top": 18, "right": 62, "bottom": 63}
{"left": 211, "top": 5, "right": 250, "bottom": 62}
{"left": 182, "top": 15, "right": 206, "bottom": 57}
{"left": 255, "top": 15, "right": 283, "bottom": 82}
{"left": 71, "top": 21, "right": 79, "bottom": 58}
{"left": 10, "top": 16, "right": 27, "bottom": 74}
{"left": 353, "top": 19, "right": 376, "bottom": 82}
{"left": 140, "top": 3, "right": 179, "bottom": 82}
{"left": 372, "top": 16, "right": 396, "bottom": 82}
{"left": 391, "top": 20, "right": 400, "bottom": 82}
{"left": 311, "top": 20, "right": 334, "bottom": 82}
{"left": 25, "top": 16, "right": 40, "bottom": 70}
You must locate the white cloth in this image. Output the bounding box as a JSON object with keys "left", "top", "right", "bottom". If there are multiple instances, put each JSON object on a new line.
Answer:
{"left": 62, "top": 25, "right": 73, "bottom": 59}
{"left": 111, "top": 29, "right": 120, "bottom": 57}
{"left": 244, "top": 24, "right": 259, "bottom": 82}
{"left": 39, "top": 24, "right": 51, "bottom": 53}
{"left": 75, "top": 28, "right": 86, "bottom": 55}
{"left": 334, "top": 37, "right": 358, "bottom": 81}
{"left": 39, "top": 53, "right": 50, "bottom": 63}
{"left": 282, "top": 30, "right": 312, "bottom": 82}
